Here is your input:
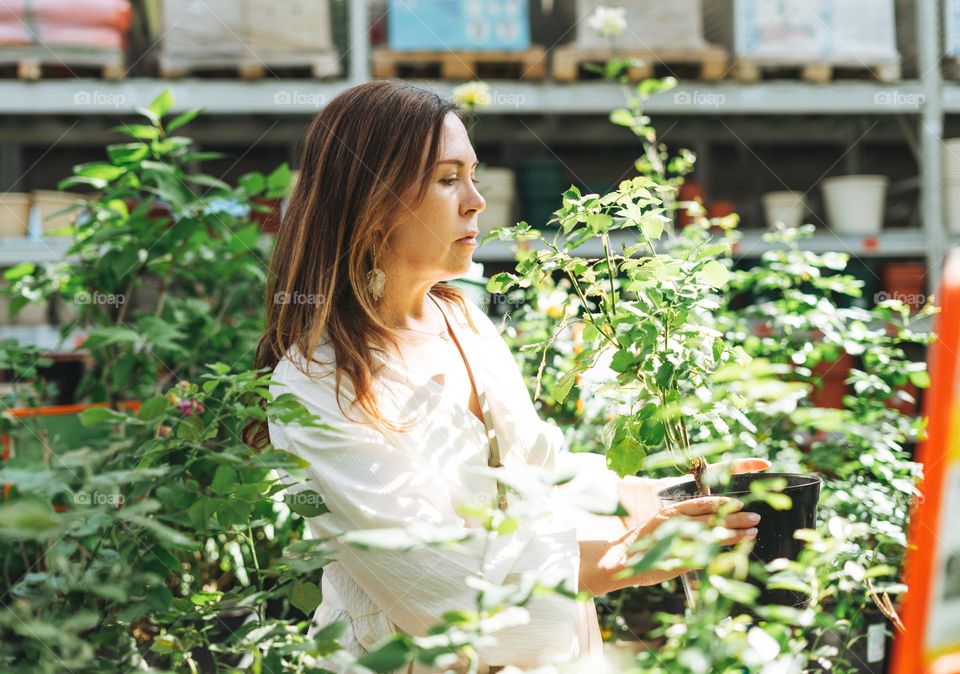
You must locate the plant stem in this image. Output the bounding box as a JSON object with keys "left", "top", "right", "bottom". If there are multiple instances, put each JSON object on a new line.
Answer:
{"left": 245, "top": 525, "right": 264, "bottom": 621}
{"left": 602, "top": 234, "right": 618, "bottom": 319}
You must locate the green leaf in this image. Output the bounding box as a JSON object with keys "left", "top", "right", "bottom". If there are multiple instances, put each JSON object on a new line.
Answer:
{"left": 610, "top": 350, "right": 633, "bottom": 373}
{"left": 655, "top": 361, "right": 675, "bottom": 388}
{"left": 696, "top": 260, "right": 730, "bottom": 289}
{"left": 74, "top": 162, "right": 127, "bottom": 181}
{"left": 114, "top": 124, "right": 160, "bottom": 140}
{"left": 210, "top": 465, "right": 238, "bottom": 496}
{"left": 356, "top": 637, "right": 411, "bottom": 673}
{"left": 610, "top": 108, "right": 635, "bottom": 127}
{"left": 138, "top": 396, "right": 169, "bottom": 422}
{"left": 215, "top": 499, "right": 251, "bottom": 527}
{"left": 190, "top": 590, "right": 223, "bottom": 606}
{"left": 640, "top": 216, "right": 664, "bottom": 241}
{"left": 148, "top": 89, "right": 174, "bottom": 120}
{"left": 908, "top": 370, "right": 931, "bottom": 389}
{"left": 554, "top": 364, "right": 586, "bottom": 403}
{"left": 486, "top": 272, "right": 516, "bottom": 294}
{"left": 79, "top": 406, "right": 130, "bottom": 427}
{"left": 585, "top": 213, "right": 613, "bottom": 233}
{"left": 183, "top": 173, "right": 231, "bottom": 192}
{"left": 266, "top": 162, "right": 293, "bottom": 196}
{"left": 710, "top": 575, "right": 760, "bottom": 604}
{"left": 106, "top": 142, "right": 150, "bottom": 164}
{"left": 188, "top": 499, "right": 216, "bottom": 531}
{"left": 289, "top": 581, "right": 323, "bottom": 615}
{"left": 176, "top": 416, "right": 204, "bottom": 441}
{"left": 606, "top": 439, "right": 646, "bottom": 477}
{"left": 284, "top": 489, "right": 329, "bottom": 517}
{"left": 166, "top": 107, "right": 202, "bottom": 133}
{"left": 238, "top": 172, "right": 266, "bottom": 195}
{"left": 0, "top": 499, "right": 60, "bottom": 538}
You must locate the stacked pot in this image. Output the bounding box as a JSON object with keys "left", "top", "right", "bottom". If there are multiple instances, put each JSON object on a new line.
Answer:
{"left": 944, "top": 138, "right": 960, "bottom": 234}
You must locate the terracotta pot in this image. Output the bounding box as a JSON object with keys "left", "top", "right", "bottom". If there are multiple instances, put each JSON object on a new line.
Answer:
{"left": 251, "top": 197, "right": 282, "bottom": 234}
{"left": 881, "top": 262, "right": 926, "bottom": 311}
{"left": 677, "top": 182, "right": 706, "bottom": 226}
{"left": 809, "top": 352, "right": 854, "bottom": 409}
{"left": 706, "top": 200, "right": 736, "bottom": 218}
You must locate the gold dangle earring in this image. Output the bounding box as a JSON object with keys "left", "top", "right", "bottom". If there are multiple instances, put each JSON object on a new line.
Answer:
{"left": 367, "top": 234, "right": 386, "bottom": 302}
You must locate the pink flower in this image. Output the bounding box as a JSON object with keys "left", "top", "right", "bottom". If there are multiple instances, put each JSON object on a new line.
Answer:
{"left": 178, "top": 398, "right": 205, "bottom": 416}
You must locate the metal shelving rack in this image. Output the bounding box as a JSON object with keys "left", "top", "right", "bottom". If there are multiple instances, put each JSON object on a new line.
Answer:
{"left": 0, "top": 0, "right": 953, "bottom": 289}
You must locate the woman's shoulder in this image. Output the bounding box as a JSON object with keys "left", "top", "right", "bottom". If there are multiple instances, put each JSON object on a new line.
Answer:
{"left": 270, "top": 341, "right": 343, "bottom": 403}
{"left": 435, "top": 291, "right": 501, "bottom": 339}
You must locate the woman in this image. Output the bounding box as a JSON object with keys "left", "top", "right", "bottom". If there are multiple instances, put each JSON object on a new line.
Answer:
{"left": 248, "top": 80, "right": 766, "bottom": 673}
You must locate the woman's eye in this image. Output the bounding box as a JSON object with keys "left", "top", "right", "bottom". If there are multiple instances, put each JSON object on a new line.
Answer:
{"left": 441, "top": 177, "right": 458, "bottom": 185}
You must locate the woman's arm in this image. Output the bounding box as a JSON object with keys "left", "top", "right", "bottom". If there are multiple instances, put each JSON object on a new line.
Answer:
{"left": 555, "top": 452, "right": 768, "bottom": 595}
{"left": 270, "top": 361, "right": 583, "bottom": 668}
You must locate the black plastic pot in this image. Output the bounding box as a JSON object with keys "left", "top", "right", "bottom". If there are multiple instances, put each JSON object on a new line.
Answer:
{"left": 657, "top": 472, "right": 823, "bottom": 608}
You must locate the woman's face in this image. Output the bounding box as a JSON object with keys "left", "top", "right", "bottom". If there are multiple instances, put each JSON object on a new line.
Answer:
{"left": 385, "top": 112, "right": 485, "bottom": 281}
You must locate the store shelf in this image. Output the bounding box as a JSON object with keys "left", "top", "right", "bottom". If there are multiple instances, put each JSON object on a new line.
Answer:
{"left": 0, "top": 238, "right": 73, "bottom": 267}
{"left": 473, "top": 228, "right": 932, "bottom": 264}
{"left": 0, "top": 78, "right": 931, "bottom": 116}
{"left": 0, "top": 324, "right": 81, "bottom": 351}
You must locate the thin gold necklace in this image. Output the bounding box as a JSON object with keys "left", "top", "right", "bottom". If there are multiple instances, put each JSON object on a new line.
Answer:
{"left": 393, "top": 298, "right": 451, "bottom": 342}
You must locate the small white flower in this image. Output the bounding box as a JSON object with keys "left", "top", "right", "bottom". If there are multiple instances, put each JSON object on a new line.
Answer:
{"left": 587, "top": 5, "right": 628, "bottom": 38}
{"left": 451, "top": 81, "right": 492, "bottom": 109}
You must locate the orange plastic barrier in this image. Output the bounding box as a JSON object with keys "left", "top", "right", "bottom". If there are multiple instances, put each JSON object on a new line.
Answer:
{"left": 892, "top": 249, "right": 960, "bottom": 673}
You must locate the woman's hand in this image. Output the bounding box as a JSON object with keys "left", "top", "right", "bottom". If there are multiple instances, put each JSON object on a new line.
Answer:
{"left": 578, "top": 495, "right": 760, "bottom": 596}
{"left": 617, "top": 458, "right": 772, "bottom": 530}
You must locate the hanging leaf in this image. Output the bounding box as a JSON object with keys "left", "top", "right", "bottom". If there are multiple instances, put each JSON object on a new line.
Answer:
{"left": 289, "top": 581, "right": 323, "bottom": 616}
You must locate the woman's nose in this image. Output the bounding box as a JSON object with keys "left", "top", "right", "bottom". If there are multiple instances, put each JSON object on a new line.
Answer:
{"left": 463, "top": 180, "right": 486, "bottom": 216}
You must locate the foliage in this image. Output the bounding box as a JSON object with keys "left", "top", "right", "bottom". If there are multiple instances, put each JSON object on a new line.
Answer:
{"left": 0, "top": 363, "right": 337, "bottom": 672}
{"left": 1, "top": 89, "right": 290, "bottom": 406}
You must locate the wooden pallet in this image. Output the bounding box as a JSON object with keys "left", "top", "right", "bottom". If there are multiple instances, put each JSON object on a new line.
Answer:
{"left": 731, "top": 58, "right": 901, "bottom": 84}
{"left": 0, "top": 45, "right": 125, "bottom": 80}
{"left": 158, "top": 52, "right": 341, "bottom": 79}
{"left": 372, "top": 47, "right": 547, "bottom": 80}
{"left": 552, "top": 45, "right": 727, "bottom": 82}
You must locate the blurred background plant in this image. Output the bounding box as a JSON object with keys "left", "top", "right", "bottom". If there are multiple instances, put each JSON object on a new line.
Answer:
{"left": 1, "top": 89, "right": 288, "bottom": 407}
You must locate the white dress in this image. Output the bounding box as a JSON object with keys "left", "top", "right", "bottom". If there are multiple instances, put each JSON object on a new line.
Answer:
{"left": 267, "top": 296, "right": 607, "bottom": 673}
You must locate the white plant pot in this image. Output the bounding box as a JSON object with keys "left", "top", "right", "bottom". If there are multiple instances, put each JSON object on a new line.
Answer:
{"left": 761, "top": 190, "right": 805, "bottom": 229}
{"left": 944, "top": 139, "right": 960, "bottom": 179}
{"left": 821, "top": 175, "right": 888, "bottom": 234}
{"left": 0, "top": 192, "right": 30, "bottom": 237}
{"left": 945, "top": 179, "right": 960, "bottom": 234}
{"left": 477, "top": 166, "right": 516, "bottom": 236}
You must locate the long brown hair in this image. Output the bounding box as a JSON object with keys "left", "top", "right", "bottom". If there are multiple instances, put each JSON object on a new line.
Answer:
{"left": 245, "top": 80, "right": 478, "bottom": 449}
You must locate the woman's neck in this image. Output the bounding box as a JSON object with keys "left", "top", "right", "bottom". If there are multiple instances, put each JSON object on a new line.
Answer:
{"left": 376, "top": 276, "right": 442, "bottom": 332}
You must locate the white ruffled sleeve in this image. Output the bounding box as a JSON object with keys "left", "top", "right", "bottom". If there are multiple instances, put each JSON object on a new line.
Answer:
{"left": 268, "top": 356, "right": 583, "bottom": 668}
